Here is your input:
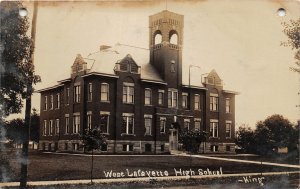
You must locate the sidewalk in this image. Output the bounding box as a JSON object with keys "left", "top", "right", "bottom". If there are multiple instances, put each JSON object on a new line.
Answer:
{"left": 1, "top": 171, "right": 299, "bottom": 187}
{"left": 177, "top": 153, "right": 300, "bottom": 169}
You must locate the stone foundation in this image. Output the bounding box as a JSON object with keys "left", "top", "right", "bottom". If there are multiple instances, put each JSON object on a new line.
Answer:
{"left": 39, "top": 140, "right": 235, "bottom": 154}
{"left": 39, "top": 140, "right": 169, "bottom": 154}
{"left": 199, "top": 142, "right": 236, "bottom": 153}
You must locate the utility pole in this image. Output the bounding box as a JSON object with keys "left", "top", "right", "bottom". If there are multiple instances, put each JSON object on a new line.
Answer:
{"left": 20, "top": 1, "right": 38, "bottom": 188}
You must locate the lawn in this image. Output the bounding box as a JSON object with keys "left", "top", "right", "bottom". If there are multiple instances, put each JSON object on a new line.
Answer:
{"left": 1, "top": 149, "right": 299, "bottom": 182}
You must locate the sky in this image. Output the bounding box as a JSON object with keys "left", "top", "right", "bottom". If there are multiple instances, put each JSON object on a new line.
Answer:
{"left": 8, "top": 0, "right": 300, "bottom": 128}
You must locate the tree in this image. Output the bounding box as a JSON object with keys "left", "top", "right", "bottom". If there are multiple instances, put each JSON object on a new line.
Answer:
{"left": 81, "top": 129, "right": 106, "bottom": 183}
{"left": 254, "top": 115, "right": 297, "bottom": 155}
{"left": 4, "top": 108, "right": 40, "bottom": 144}
{"left": 29, "top": 108, "right": 40, "bottom": 142}
{"left": 0, "top": 2, "right": 40, "bottom": 187}
{"left": 235, "top": 126, "right": 256, "bottom": 153}
{"left": 179, "top": 128, "right": 207, "bottom": 153}
{"left": 282, "top": 18, "right": 300, "bottom": 73}
{"left": 4, "top": 118, "right": 25, "bottom": 144}
{"left": 0, "top": 1, "right": 40, "bottom": 118}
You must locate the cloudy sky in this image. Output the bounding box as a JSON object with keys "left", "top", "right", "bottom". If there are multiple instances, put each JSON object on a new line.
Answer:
{"left": 10, "top": 0, "right": 300, "bottom": 128}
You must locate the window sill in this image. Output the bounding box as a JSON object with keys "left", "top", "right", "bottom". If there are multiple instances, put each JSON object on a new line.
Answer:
{"left": 144, "top": 134, "right": 152, "bottom": 136}
{"left": 210, "top": 110, "right": 219, "bottom": 112}
{"left": 87, "top": 100, "right": 93, "bottom": 103}
{"left": 121, "top": 133, "right": 136, "bottom": 136}
{"left": 144, "top": 104, "right": 153, "bottom": 106}
{"left": 209, "top": 137, "right": 220, "bottom": 139}
{"left": 160, "top": 132, "right": 166, "bottom": 134}
{"left": 102, "top": 133, "right": 110, "bottom": 135}
{"left": 123, "top": 102, "right": 134, "bottom": 105}
{"left": 226, "top": 137, "right": 231, "bottom": 139}
{"left": 100, "top": 101, "right": 110, "bottom": 103}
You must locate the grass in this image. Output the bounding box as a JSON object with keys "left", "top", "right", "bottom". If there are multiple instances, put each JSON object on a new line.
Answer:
{"left": 1, "top": 149, "right": 299, "bottom": 183}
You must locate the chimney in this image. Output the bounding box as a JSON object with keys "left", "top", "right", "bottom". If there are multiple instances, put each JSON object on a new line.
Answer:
{"left": 100, "top": 45, "right": 112, "bottom": 51}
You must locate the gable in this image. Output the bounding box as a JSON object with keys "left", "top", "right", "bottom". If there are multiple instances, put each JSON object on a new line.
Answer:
{"left": 117, "top": 54, "right": 140, "bottom": 73}
{"left": 205, "top": 69, "right": 222, "bottom": 86}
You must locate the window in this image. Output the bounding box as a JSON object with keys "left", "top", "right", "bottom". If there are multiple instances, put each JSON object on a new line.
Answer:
{"left": 168, "top": 89, "right": 178, "bottom": 108}
{"left": 211, "top": 145, "right": 218, "bottom": 152}
{"left": 65, "top": 114, "right": 69, "bottom": 134}
{"left": 100, "top": 112, "right": 110, "bottom": 133}
{"left": 145, "top": 144, "right": 152, "bottom": 152}
{"left": 144, "top": 115, "right": 152, "bottom": 135}
{"left": 226, "top": 145, "right": 231, "bottom": 151}
{"left": 210, "top": 94, "right": 219, "bottom": 111}
{"left": 154, "top": 33, "right": 162, "bottom": 45}
{"left": 49, "top": 120, "right": 53, "bottom": 136}
{"left": 88, "top": 83, "right": 92, "bottom": 101}
{"left": 87, "top": 112, "right": 92, "bottom": 130}
{"left": 122, "top": 144, "right": 133, "bottom": 152}
{"left": 74, "top": 85, "right": 80, "bottom": 103}
{"left": 158, "top": 90, "right": 164, "bottom": 105}
{"left": 73, "top": 143, "right": 79, "bottom": 151}
{"left": 194, "top": 119, "right": 201, "bottom": 131}
{"left": 122, "top": 114, "right": 134, "bottom": 135}
{"left": 160, "top": 117, "right": 166, "bottom": 133}
{"left": 55, "top": 119, "right": 59, "bottom": 135}
{"left": 184, "top": 119, "right": 190, "bottom": 131}
{"left": 194, "top": 94, "right": 200, "bottom": 110}
{"left": 65, "top": 143, "right": 68, "bottom": 151}
{"left": 56, "top": 93, "right": 60, "bottom": 109}
{"left": 66, "top": 88, "right": 70, "bottom": 105}
{"left": 123, "top": 83, "right": 134, "bottom": 104}
{"left": 100, "top": 83, "right": 109, "bottom": 102}
{"left": 50, "top": 95, "right": 53, "bottom": 109}
{"left": 226, "top": 98, "right": 230, "bottom": 113}
{"left": 101, "top": 144, "right": 108, "bottom": 151}
{"left": 226, "top": 121, "right": 232, "bottom": 138}
{"left": 170, "top": 60, "right": 176, "bottom": 72}
{"left": 44, "top": 96, "right": 48, "bottom": 110}
{"left": 73, "top": 114, "right": 80, "bottom": 133}
{"left": 161, "top": 144, "right": 165, "bottom": 152}
{"left": 182, "top": 93, "right": 188, "bottom": 108}
{"left": 210, "top": 120, "right": 218, "bottom": 138}
{"left": 144, "top": 89, "right": 152, "bottom": 105}
{"left": 43, "top": 120, "right": 47, "bottom": 136}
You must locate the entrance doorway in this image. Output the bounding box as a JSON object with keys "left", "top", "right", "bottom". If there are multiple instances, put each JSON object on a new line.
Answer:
{"left": 169, "top": 129, "right": 178, "bottom": 151}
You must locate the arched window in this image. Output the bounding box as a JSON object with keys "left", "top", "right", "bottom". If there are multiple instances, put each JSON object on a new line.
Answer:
{"left": 154, "top": 30, "right": 162, "bottom": 45}
{"left": 169, "top": 30, "right": 178, "bottom": 45}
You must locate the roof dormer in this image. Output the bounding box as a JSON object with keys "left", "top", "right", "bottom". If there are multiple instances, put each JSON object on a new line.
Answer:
{"left": 71, "top": 54, "right": 87, "bottom": 75}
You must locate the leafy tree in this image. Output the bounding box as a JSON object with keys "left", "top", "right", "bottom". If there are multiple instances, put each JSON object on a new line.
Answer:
{"left": 235, "top": 126, "right": 256, "bottom": 153}
{"left": 3, "top": 108, "right": 40, "bottom": 143}
{"left": 179, "top": 128, "right": 207, "bottom": 153}
{"left": 0, "top": 1, "right": 41, "bottom": 118}
{"left": 81, "top": 128, "right": 106, "bottom": 183}
{"left": 282, "top": 18, "right": 300, "bottom": 73}
{"left": 254, "top": 115, "right": 296, "bottom": 155}
{"left": 4, "top": 118, "right": 25, "bottom": 144}
{"left": 29, "top": 108, "right": 39, "bottom": 142}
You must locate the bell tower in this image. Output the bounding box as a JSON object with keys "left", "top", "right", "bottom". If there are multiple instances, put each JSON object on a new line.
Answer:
{"left": 149, "top": 10, "right": 184, "bottom": 88}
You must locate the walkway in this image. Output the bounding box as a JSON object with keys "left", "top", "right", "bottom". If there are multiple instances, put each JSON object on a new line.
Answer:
{"left": 176, "top": 153, "right": 300, "bottom": 169}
